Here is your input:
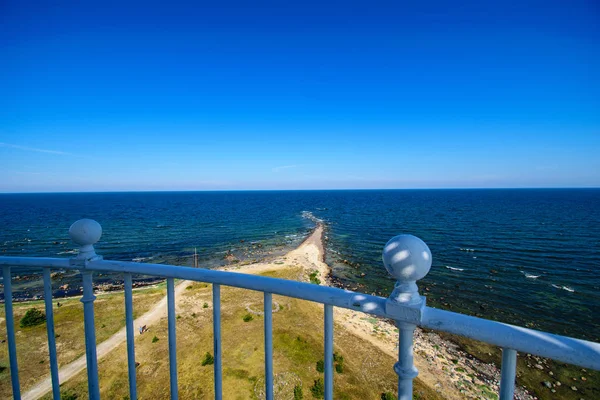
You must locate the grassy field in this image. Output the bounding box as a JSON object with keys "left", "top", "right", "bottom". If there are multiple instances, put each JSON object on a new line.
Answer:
{"left": 0, "top": 284, "right": 166, "bottom": 399}
{"left": 21, "top": 267, "right": 445, "bottom": 400}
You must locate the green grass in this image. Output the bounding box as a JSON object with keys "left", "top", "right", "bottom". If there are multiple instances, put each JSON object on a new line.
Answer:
{"left": 0, "top": 284, "right": 166, "bottom": 399}
{"left": 37, "top": 267, "right": 445, "bottom": 400}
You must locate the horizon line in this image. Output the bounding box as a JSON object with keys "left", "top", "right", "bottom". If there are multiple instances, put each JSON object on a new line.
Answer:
{"left": 1, "top": 186, "right": 599, "bottom": 195}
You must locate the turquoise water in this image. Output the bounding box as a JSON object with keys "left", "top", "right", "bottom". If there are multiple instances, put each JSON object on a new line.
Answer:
{"left": 1, "top": 189, "right": 598, "bottom": 341}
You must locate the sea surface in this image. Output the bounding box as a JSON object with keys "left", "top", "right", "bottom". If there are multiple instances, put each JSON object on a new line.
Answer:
{"left": 1, "top": 189, "right": 599, "bottom": 342}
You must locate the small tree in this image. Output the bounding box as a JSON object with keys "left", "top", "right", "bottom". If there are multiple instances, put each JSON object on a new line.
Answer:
{"left": 316, "top": 359, "right": 324, "bottom": 373}
{"left": 201, "top": 352, "right": 214, "bottom": 366}
{"left": 20, "top": 308, "right": 45, "bottom": 328}
{"left": 243, "top": 313, "right": 253, "bottom": 322}
{"left": 310, "top": 378, "right": 324, "bottom": 398}
{"left": 381, "top": 392, "right": 395, "bottom": 400}
{"left": 293, "top": 384, "right": 303, "bottom": 400}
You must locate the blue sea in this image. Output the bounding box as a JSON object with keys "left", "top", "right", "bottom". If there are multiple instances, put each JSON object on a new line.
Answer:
{"left": 1, "top": 189, "right": 599, "bottom": 342}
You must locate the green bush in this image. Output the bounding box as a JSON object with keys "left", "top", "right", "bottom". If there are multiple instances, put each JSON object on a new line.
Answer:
{"left": 309, "top": 271, "right": 321, "bottom": 285}
{"left": 61, "top": 390, "right": 78, "bottom": 400}
{"left": 201, "top": 352, "right": 214, "bottom": 366}
{"left": 381, "top": 392, "right": 395, "bottom": 400}
{"left": 20, "top": 308, "right": 45, "bottom": 328}
{"left": 335, "top": 363, "right": 344, "bottom": 373}
{"left": 243, "top": 313, "right": 253, "bottom": 322}
{"left": 333, "top": 353, "right": 344, "bottom": 364}
{"left": 293, "top": 384, "right": 303, "bottom": 400}
{"left": 316, "top": 359, "right": 324, "bottom": 373}
{"left": 203, "top": 302, "right": 209, "bottom": 308}
{"left": 310, "top": 378, "right": 324, "bottom": 398}
{"left": 152, "top": 336, "right": 159, "bottom": 343}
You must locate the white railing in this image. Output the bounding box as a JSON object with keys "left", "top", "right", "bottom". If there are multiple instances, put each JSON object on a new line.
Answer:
{"left": 1, "top": 219, "right": 599, "bottom": 400}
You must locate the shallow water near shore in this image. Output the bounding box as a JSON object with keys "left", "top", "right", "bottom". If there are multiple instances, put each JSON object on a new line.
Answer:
{"left": 1, "top": 189, "right": 599, "bottom": 342}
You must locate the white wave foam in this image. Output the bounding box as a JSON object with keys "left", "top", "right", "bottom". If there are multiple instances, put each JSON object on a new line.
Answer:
{"left": 57, "top": 250, "right": 78, "bottom": 255}
{"left": 552, "top": 284, "right": 575, "bottom": 292}
{"left": 445, "top": 266, "right": 464, "bottom": 271}
{"left": 459, "top": 248, "right": 476, "bottom": 252}
{"left": 521, "top": 271, "right": 540, "bottom": 279}
{"left": 301, "top": 211, "right": 323, "bottom": 223}
{"left": 132, "top": 256, "right": 153, "bottom": 263}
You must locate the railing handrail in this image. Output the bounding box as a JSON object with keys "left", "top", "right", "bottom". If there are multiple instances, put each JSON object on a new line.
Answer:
{"left": 2, "top": 255, "right": 600, "bottom": 371}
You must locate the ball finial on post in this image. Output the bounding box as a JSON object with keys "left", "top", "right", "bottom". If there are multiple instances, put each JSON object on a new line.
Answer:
{"left": 383, "top": 234, "right": 432, "bottom": 306}
{"left": 69, "top": 219, "right": 102, "bottom": 260}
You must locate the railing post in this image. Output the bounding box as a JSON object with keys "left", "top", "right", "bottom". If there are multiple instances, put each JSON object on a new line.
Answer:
{"left": 69, "top": 219, "right": 103, "bottom": 400}
{"left": 2, "top": 266, "right": 21, "bottom": 400}
{"left": 382, "top": 235, "right": 432, "bottom": 400}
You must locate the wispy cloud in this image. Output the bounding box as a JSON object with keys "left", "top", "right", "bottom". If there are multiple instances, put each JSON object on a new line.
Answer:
{"left": 0, "top": 142, "right": 72, "bottom": 156}
{"left": 272, "top": 164, "right": 301, "bottom": 172}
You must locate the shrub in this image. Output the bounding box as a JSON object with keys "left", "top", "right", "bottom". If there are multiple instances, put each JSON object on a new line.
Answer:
{"left": 310, "top": 378, "right": 324, "bottom": 398}
{"left": 203, "top": 303, "right": 209, "bottom": 308}
{"left": 61, "top": 391, "right": 78, "bottom": 400}
{"left": 333, "top": 353, "right": 344, "bottom": 364}
{"left": 20, "top": 308, "right": 45, "bottom": 328}
{"left": 381, "top": 392, "right": 395, "bottom": 400}
{"left": 309, "top": 271, "right": 321, "bottom": 285}
{"left": 335, "top": 363, "right": 344, "bottom": 373}
{"left": 243, "top": 314, "right": 253, "bottom": 322}
{"left": 293, "top": 384, "right": 303, "bottom": 400}
{"left": 152, "top": 336, "right": 159, "bottom": 343}
{"left": 316, "top": 359, "right": 324, "bottom": 373}
{"left": 201, "top": 352, "right": 214, "bottom": 366}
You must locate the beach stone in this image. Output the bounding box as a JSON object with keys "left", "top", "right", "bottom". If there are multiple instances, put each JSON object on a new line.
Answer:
{"left": 543, "top": 381, "right": 552, "bottom": 388}
{"left": 535, "top": 364, "right": 544, "bottom": 370}
{"left": 571, "top": 386, "right": 577, "bottom": 391}
{"left": 556, "top": 381, "right": 561, "bottom": 386}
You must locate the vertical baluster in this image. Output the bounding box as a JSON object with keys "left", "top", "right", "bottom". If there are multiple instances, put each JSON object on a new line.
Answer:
{"left": 499, "top": 348, "right": 517, "bottom": 400}
{"left": 2, "top": 266, "right": 21, "bottom": 399}
{"left": 124, "top": 274, "right": 137, "bottom": 400}
{"left": 264, "top": 292, "right": 273, "bottom": 400}
{"left": 43, "top": 268, "right": 60, "bottom": 400}
{"left": 381, "top": 234, "right": 432, "bottom": 400}
{"left": 69, "top": 219, "right": 103, "bottom": 400}
{"left": 81, "top": 271, "right": 101, "bottom": 400}
{"left": 324, "top": 304, "right": 333, "bottom": 400}
{"left": 167, "top": 278, "right": 178, "bottom": 400}
{"left": 395, "top": 323, "right": 418, "bottom": 399}
{"left": 213, "top": 284, "right": 222, "bottom": 400}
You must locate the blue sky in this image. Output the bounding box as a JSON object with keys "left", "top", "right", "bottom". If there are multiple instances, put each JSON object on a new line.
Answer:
{"left": 1, "top": 1, "right": 599, "bottom": 192}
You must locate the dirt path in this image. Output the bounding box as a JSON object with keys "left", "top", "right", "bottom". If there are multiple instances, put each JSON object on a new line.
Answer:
{"left": 22, "top": 280, "right": 191, "bottom": 400}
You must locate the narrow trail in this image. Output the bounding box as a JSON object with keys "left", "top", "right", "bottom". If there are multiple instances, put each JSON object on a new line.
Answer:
{"left": 23, "top": 226, "right": 325, "bottom": 400}
{"left": 23, "top": 280, "right": 191, "bottom": 400}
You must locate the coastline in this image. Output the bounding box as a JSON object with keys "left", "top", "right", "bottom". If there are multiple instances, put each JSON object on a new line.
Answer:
{"left": 223, "top": 223, "right": 535, "bottom": 399}
{"left": 8, "top": 223, "right": 579, "bottom": 399}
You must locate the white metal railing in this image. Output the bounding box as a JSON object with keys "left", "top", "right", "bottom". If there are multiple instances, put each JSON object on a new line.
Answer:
{"left": 1, "top": 219, "right": 599, "bottom": 400}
